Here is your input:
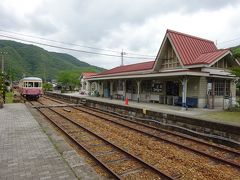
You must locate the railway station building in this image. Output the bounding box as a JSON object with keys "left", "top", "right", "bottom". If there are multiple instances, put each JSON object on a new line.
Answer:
{"left": 82, "top": 29, "right": 240, "bottom": 109}
{"left": 80, "top": 72, "right": 98, "bottom": 95}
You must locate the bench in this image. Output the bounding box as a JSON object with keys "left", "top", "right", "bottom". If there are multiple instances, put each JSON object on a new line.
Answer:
{"left": 175, "top": 97, "right": 198, "bottom": 108}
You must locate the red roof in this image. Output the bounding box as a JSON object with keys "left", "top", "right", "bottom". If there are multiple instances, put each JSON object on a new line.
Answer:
{"left": 167, "top": 29, "right": 219, "bottom": 65}
{"left": 82, "top": 72, "right": 98, "bottom": 78}
{"left": 90, "top": 30, "right": 232, "bottom": 78}
{"left": 95, "top": 61, "right": 154, "bottom": 76}
{"left": 193, "top": 49, "right": 229, "bottom": 65}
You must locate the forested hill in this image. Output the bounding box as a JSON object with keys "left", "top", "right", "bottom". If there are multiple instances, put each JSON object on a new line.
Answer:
{"left": 0, "top": 40, "right": 105, "bottom": 80}
{"left": 232, "top": 45, "right": 240, "bottom": 59}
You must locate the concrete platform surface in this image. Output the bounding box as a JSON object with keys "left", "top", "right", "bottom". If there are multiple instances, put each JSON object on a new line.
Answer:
{"left": 61, "top": 92, "right": 240, "bottom": 126}
{"left": 0, "top": 103, "right": 77, "bottom": 180}
{"left": 63, "top": 92, "right": 222, "bottom": 117}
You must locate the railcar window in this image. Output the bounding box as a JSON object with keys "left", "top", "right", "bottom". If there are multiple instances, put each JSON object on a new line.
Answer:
{"left": 28, "top": 82, "right": 33, "bottom": 87}
{"left": 34, "top": 82, "right": 39, "bottom": 87}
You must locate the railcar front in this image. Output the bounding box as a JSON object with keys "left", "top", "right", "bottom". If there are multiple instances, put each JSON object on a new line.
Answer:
{"left": 19, "top": 77, "right": 43, "bottom": 100}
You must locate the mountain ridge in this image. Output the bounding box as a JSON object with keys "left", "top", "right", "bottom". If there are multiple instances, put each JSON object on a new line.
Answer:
{"left": 0, "top": 40, "right": 105, "bottom": 80}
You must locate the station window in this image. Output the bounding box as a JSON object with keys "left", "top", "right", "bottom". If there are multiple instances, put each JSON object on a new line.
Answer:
{"left": 126, "top": 80, "right": 133, "bottom": 93}
{"left": 113, "top": 81, "right": 117, "bottom": 92}
{"left": 214, "top": 80, "right": 230, "bottom": 96}
{"left": 117, "top": 80, "right": 123, "bottom": 91}
{"left": 141, "top": 80, "right": 152, "bottom": 93}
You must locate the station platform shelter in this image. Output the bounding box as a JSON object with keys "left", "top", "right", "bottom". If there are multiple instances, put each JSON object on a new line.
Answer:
{"left": 81, "top": 29, "right": 240, "bottom": 109}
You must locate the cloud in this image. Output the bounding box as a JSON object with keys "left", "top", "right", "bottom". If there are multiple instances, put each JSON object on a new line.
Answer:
{"left": 1, "top": 0, "right": 240, "bottom": 69}
{"left": 26, "top": 0, "right": 240, "bottom": 42}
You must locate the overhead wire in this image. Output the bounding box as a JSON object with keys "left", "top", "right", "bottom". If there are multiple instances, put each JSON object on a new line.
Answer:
{"left": 0, "top": 29, "right": 155, "bottom": 58}
{"left": 1, "top": 28, "right": 240, "bottom": 55}
{"left": 0, "top": 33, "right": 154, "bottom": 59}
{"left": 217, "top": 36, "right": 240, "bottom": 45}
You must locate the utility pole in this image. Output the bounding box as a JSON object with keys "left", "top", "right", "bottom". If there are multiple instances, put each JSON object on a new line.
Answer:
{"left": 121, "top": 50, "right": 126, "bottom": 66}
{"left": 0, "top": 51, "right": 7, "bottom": 105}
{"left": 1, "top": 51, "right": 7, "bottom": 74}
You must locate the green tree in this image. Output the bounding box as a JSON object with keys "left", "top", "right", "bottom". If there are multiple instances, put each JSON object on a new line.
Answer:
{"left": 57, "top": 70, "right": 81, "bottom": 91}
{"left": 232, "top": 67, "right": 240, "bottom": 77}
{"left": 233, "top": 47, "right": 240, "bottom": 59}
{"left": 43, "top": 82, "right": 53, "bottom": 91}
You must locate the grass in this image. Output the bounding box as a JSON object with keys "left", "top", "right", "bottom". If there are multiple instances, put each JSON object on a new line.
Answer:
{"left": 5, "top": 92, "right": 13, "bottom": 103}
{"left": 199, "top": 111, "right": 240, "bottom": 125}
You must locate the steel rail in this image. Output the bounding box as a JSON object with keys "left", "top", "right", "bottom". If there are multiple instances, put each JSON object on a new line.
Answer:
{"left": 37, "top": 107, "right": 122, "bottom": 179}
{"left": 30, "top": 101, "right": 121, "bottom": 179}
{"left": 41, "top": 96, "right": 240, "bottom": 157}
{"left": 74, "top": 104, "right": 240, "bottom": 156}
{"left": 33, "top": 100, "right": 173, "bottom": 180}
{"left": 42, "top": 96, "right": 240, "bottom": 153}
{"left": 41, "top": 96, "right": 240, "bottom": 163}
{"left": 49, "top": 107, "right": 173, "bottom": 180}
{"left": 70, "top": 105, "right": 240, "bottom": 169}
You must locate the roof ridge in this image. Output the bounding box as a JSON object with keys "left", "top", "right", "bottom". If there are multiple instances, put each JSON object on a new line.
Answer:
{"left": 200, "top": 48, "right": 229, "bottom": 54}
{"left": 96, "top": 61, "right": 155, "bottom": 76}
{"left": 83, "top": 71, "right": 95, "bottom": 73}
{"left": 115, "top": 60, "right": 155, "bottom": 68}
{"left": 167, "top": 29, "right": 214, "bottom": 44}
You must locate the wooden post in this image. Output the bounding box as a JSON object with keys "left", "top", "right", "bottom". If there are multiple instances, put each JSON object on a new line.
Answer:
{"left": 137, "top": 80, "right": 141, "bottom": 103}
{"left": 110, "top": 81, "right": 113, "bottom": 99}
{"left": 223, "top": 80, "right": 226, "bottom": 109}
{"left": 212, "top": 80, "right": 215, "bottom": 109}
{"left": 122, "top": 80, "right": 126, "bottom": 100}
{"left": 181, "top": 77, "right": 187, "bottom": 110}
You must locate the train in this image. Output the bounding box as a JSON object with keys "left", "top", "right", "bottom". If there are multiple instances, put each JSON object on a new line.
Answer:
{"left": 19, "top": 77, "right": 43, "bottom": 100}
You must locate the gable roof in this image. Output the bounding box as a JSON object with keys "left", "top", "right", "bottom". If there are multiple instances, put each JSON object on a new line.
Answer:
{"left": 167, "top": 29, "right": 219, "bottom": 65}
{"left": 81, "top": 72, "right": 98, "bottom": 79}
{"left": 193, "top": 49, "right": 230, "bottom": 65}
{"left": 90, "top": 29, "right": 237, "bottom": 79}
{"left": 94, "top": 61, "right": 154, "bottom": 77}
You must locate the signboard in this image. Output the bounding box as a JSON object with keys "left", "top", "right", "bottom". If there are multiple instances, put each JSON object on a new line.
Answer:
{"left": 207, "top": 82, "right": 212, "bottom": 95}
{"left": 152, "top": 82, "right": 163, "bottom": 93}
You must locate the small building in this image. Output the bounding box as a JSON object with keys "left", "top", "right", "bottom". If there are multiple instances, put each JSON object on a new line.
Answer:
{"left": 87, "top": 29, "right": 240, "bottom": 109}
{"left": 80, "top": 72, "right": 98, "bottom": 94}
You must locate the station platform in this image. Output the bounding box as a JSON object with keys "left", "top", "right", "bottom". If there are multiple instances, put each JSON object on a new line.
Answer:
{"left": 60, "top": 92, "right": 240, "bottom": 127}
{"left": 63, "top": 92, "right": 221, "bottom": 117}
{"left": 0, "top": 104, "right": 78, "bottom": 180}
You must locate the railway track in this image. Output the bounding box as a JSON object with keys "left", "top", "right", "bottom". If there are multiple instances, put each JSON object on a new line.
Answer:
{"left": 30, "top": 96, "right": 240, "bottom": 179}
{"left": 30, "top": 100, "right": 172, "bottom": 179}
{"left": 41, "top": 96, "right": 240, "bottom": 169}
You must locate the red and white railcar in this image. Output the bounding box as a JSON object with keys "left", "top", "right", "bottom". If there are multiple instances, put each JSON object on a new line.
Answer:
{"left": 19, "top": 77, "right": 43, "bottom": 100}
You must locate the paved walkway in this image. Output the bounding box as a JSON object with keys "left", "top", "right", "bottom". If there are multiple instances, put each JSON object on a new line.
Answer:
{"left": 63, "top": 92, "right": 222, "bottom": 117}
{"left": 0, "top": 103, "right": 77, "bottom": 180}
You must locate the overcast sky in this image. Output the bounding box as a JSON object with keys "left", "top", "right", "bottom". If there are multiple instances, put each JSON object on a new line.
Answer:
{"left": 1, "top": 0, "right": 240, "bottom": 69}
